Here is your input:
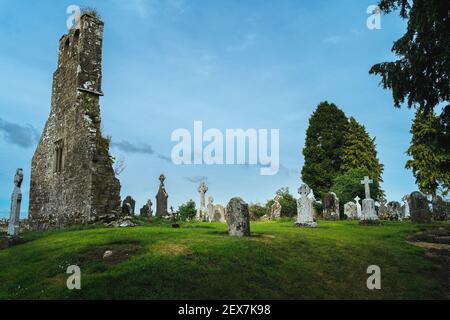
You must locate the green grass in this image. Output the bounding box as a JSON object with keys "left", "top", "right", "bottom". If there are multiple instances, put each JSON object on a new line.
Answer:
{"left": 0, "top": 220, "right": 448, "bottom": 300}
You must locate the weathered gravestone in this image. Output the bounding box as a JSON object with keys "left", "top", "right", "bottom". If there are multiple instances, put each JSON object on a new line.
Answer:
{"left": 156, "top": 174, "right": 169, "bottom": 217}
{"left": 401, "top": 195, "right": 411, "bottom": 220}
{"left": 225, "top": 198, "right": 251, "bottom": 237}
{"left": 323, "top": 192, "right": 340, "bottom": 220}
{"left": 8, "top": 169, "right": 23, "bottom": 238}
{"left": 122, "top": 196, "right": 136, "bottom": 216}
{"left": 196, "top": 182, "right": 209, "bottom": 221}
{"left": 207, "top": 197, "right": 226, "bottom": 223}
{"left": 295, "top": 184, "right": 317, "bottom": 227}
{"left": 359, "top": 176, "right": 380, "bottom": 225}
{"left": 409, "top": 192, "right": 431, "bottom": 224}
{"left": 354, "top": 196, "right": 362, "bottom": 219}
{"left": 378, "top": 196, "right": 387, "bottom": 218}
{"left": 432, "top": 196, "right": 449, "bottom": 221}
{"left": 271, "top": 195, "right": 282, "bottom": 220}
{"left": 140, "top": 199, "right": 153, "bottom": 218}
{"left": 344, "top": 202, "right": 358, "bottom": 220}
{"left": 386, "top": 201, "right": 402, "bottom": 220}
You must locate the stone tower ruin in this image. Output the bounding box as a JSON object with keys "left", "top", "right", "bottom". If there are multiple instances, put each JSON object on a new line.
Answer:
{"left": 29, "top": 13, "right": 121, "bottom": 231}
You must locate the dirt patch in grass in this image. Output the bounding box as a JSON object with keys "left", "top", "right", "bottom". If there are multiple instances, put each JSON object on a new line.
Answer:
{"left": 71, "top": 241, "right": 142, "bottom": 266}
{"left": 407, "top": 228, "right": 450, "bottom": 298}
{"left": 152, "top": 243, "right": 192, "bottom": 256}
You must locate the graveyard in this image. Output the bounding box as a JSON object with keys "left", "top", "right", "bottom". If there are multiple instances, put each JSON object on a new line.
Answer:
{"left": 1, "top": 3, "right": 449, "bottom": 303}
{"left": 0, "top": 218, "right": 449, "bottom": 300}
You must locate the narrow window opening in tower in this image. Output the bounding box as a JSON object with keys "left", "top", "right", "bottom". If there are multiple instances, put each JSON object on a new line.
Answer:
{"left": 74, "top": 29, "right": 80, "bottom": 42}
{"left": 64, "top": 37, "right": 70, "bottom": 48}
{"left": 54, "top": 140, "right": 64, "bottom": 173}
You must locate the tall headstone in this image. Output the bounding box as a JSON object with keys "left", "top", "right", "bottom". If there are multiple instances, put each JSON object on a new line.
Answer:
{"left": 7, "top": 169, "right": 23, "bottom": 238}
{"left": 323, "top": 192, "right": 340, "bottom": 220}
{"left": 28, "top": 13, "right": 121, "bottom": 231}
{"left": 295, "top": 184, "right": 317, "bottom": 227}
{"left": 401, "top": 195, "right": 411, "bottom": 220}
{"left": 122, "top": 196, "right": 136, "bottom": 216}
{"left": 378, "top": 196, "right": 387, "bottom": 218}
{"left": 271, "top": 195, "right": 282, "bottom": 220}
{"left": 156, "top": 174, "right": 169, "bottom": 217}
{"left": 409, "top": 192, "right": 431, "bottom": 224}
{"left": 344, "top": 202, "right": 358, "bottom": 220}
{"left": 196, "top": 182, "right": 208, "bottom": 221}
{"left": 354, "top": 196, "right": 362, "bottom": 219}
{"left": 225, "top": 198, "right": 251, "bottom": 237}
{"left": 140, "top": 199, "right": 153, "bottom": 218}
{"left": 359, "top": 176, "right": 379, "bottom": 225}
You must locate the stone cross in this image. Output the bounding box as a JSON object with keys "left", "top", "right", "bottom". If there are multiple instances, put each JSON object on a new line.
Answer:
{"left": 8, "top": 169, "right": 23, "bottom": 238}
{"left": 156, "top": 174, "right": 168, "bottom": 217}
{"left": 361, "top": 176, "right": 373, "bottom": 199}
{"left": 198, "top": 182, "right": 208, "bottom": 209}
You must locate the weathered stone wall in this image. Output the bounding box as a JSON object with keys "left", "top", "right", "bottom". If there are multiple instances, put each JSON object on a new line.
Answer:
{"left": 29, "top": 14, "right": 121, "bottom": 231}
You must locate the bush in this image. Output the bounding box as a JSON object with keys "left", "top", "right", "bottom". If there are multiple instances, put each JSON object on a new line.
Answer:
{"left": 177, "top": 200, "right": 197, "bottom": 221}
{"left": 249, "top": 203, "right": 270, "bottom": 220}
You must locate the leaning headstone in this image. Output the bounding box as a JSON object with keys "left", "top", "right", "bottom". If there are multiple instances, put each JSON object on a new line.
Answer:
{"left": 344, "top": 202, "right": 358, "bottom": 220}
{"left": 196, "top": 182, "right": 209, "bottom": 221}
{"left": 271, "top": 195, "right": 282, "bottom": 220}
{"left": 140, "top": 199, "right": 153, "bottom": 218}
{"left": 7, "top": 169, "right": 23, "bottom": 239}
{"left": 225, "top": 198, "right": 251, "bottom": 237}
{"left": 323, "top": 192, "right": 340, "bottom": 220}
{"left": 409, "top": 192, "right": 431, "bottom": 224}
{"left": 386, "top": 201, "right": 402, "bottom": 220}
{"left": 359, "top": 176, "right": 380, "bottom": 225}
{"left": 354, "top": 196, "right": 362, "bottom": 219}
{"left": 122, "top": 196, "right": 136, "bottom": 216}
{"left": 156, "top": 174, "right": 169, "bottom": 217}
{"left": 295, "top": 184, "right": 317, "bottom": 227}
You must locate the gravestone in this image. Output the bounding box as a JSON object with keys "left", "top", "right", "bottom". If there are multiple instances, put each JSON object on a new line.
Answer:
{"left": 323, "top": 192, "right": 340, "bottom": 220}
{"left": 156, "top": 174, "right": 169, "bottom": 217}
{"left": 7, "top": 169, "right": 23, "bottom": 238}
{"left": 196, "top": 182, "right": 209, "bottom": 221}
{"left": 225, "top": 198, "right": 251, "bottom": 237}
{"left": 378, "top": 196, "right": 387, "bottom": 218}
{"left": 409, "top": 192, "right": 431, "bottom": 224}
{"left": 359, "top": 176, "right": 380, "bottom": 225}
{"left": 386, "top": 201, "right": 402, "bottom": 220}
{"left": 271, "top": 195, "right": 282, "bottom": 220}
{"left": 122, "top": 196, "right": 136, "bottom": 216}
{"left": 344, "top": 202, "right": 358, "bottom": 220}
{"left": 354, "top": 196, "right": 362, "bottom": 219}
{"left": 295, "top": 184, "right": 317, "bottom": 227}
{"left": 401, "top": 195, "right": 411, "bottom": 220}
{"left": 432, "top": 196, "right": 449, "bottom": 221}
{"left": 207, "top": 197, "right": 226, "bottom": 222}
{"left": 140, "top": 199, "right": 153, "bottom": 218}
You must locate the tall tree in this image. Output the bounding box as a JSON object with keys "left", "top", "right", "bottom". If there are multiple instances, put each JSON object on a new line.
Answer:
{"left": 301, "top": 102, "right": 348, "bottom": 197}
{"left": 369, "top": 0, "right": 450, "bottom": 196}
{"left": 369, "top": 0, "right": 449, "bottom": 113}
{"left": 406, "top": 110, "right": 450, "bottom": 198}
{"left": 341, "top": 117, "right": 384, "bottom": 185}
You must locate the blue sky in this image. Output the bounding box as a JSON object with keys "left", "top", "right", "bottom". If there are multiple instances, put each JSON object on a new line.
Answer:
{"left": 0, "top": 0, "right": 418, "bottom": 218}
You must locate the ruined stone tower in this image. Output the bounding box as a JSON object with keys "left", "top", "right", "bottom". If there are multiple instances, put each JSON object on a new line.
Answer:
{"left": 29, "top": 13, "right": 121, "bottom": 231}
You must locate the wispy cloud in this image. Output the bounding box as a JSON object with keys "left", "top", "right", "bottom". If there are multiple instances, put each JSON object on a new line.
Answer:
{"left": 111, "top": 140, "right": 155, "bottom": 155}
{"left": 323, "top": 35, "right": 343, "bottom": 45}
{"left": 184, "top": 176, "right": 208, "bottom": 184}
{"left": 0, "top": 117, "right": 39, "bottom": 148}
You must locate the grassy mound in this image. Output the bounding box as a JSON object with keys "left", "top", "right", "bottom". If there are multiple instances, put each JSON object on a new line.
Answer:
{"left": 0, "top": 220, "right": 448, "bottom": 300}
